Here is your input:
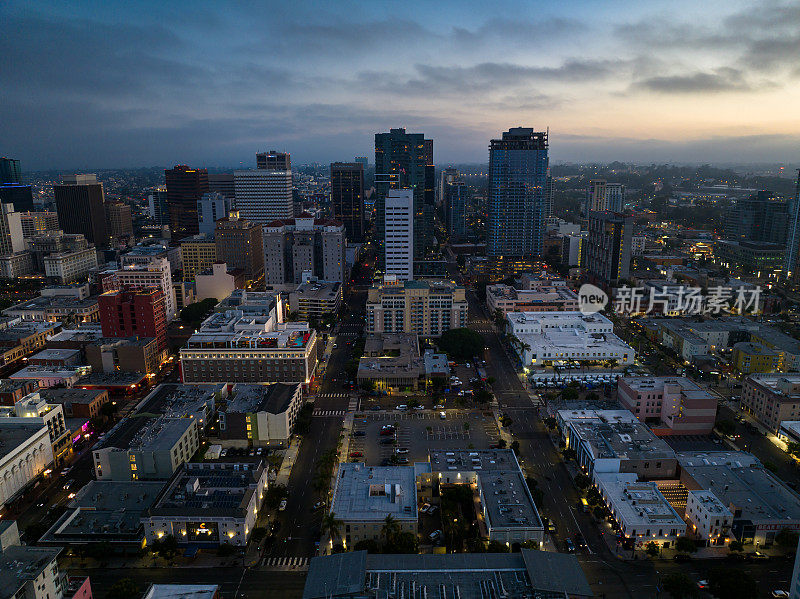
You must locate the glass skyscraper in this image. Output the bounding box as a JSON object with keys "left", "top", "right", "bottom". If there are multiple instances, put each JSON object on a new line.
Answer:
{"left": 487, "top": 128, "right": 549, "bottom": 259}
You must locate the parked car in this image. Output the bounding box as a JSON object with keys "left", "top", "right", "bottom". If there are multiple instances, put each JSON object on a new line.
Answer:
{"left": 380, "top": 438, "right": 394, "bottom": 445}
{"left": 429, "top": 530, "right": 442, "bottom": 542}
{"left": 349, "top": 451, "right": 363, "bottom": 458}
{"left": 397, "top": 457, "right": 409, "bottom": 464}
{"left": 565, "top": 538, "right": 575, "bottom": 553}
{"left": 352, "top": 430, "right": 366, "bottom": 437}
{"left": 395, "top": 405, "right": 408, "bottom": 411}
{"left": 440, "top": 411, "right": 447, "bottom": 419}
{"left": 433, "top": 404, "right": 444, "bottom": 409}
{"left": 697, "top": 580, "right": 709, "bottom": 589}
{"left": 279, "top": 499, "right": 288, "bottom": 511}
{"left": 772, "top": 591, "right": 789, "bottom": 598}
{"left": 427, "top": 505, "right": 438, "bottom": 514}
{"left": 420, "top": 503, "right": 431, "bottom": 514}
{"left": 313, "top": 501, "right": 326, "bottom": 510}
{"left": 396, "top": 448, "right": 409, "bottom": 454}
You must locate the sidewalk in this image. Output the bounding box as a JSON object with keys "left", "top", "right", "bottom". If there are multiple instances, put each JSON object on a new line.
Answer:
{"left": 275, "top": 438, "right": 301, "bottom": 487}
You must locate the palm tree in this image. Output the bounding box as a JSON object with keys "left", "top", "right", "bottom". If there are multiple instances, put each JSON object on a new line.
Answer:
{"left": 381, "top": 514, "right": 400, "bottom": 546}
{"left": 320, "top": 512, "right": 343, "bottom": 544}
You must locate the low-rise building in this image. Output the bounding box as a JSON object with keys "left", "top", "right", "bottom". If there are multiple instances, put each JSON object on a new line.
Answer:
{"left": 0, "top": 521, "right": 66, "bottom": 599}
{"left": 0, "top": 379, "right": 38, "bottom": 406}
{"left": 0, "top": 422, "right": 54, "bottom": 508}
{"left": 194, "top": 263, "right": 246, "bottom": 303}
{"left": 288, "top": 280, "right": 342, "bottom": 320}
{"left": 39, "top": 480, "right": 164, "bottom": 548}
{"left": 143, "top": 586, "right": 220, "bottom": 599}
{"left": 505, "top": 311, "right": 634, "bottom": 368}
{"left": 616, "top": 377, "right": 718, "bottom": 435}
{"left": 558, "top": 408, "right": 677, "bottom": 478}
{"left": 0, "top": 251, "right": 34, "bottom": 279}
{"left": 331, "top": 464, "right": 420, "bottom": 546}
{"left": 44, "top": 247, "right": 99, "bottom": 284}
{"left": 302, "top": 550, "right": 593, "bottom": 599}
{"left": 685, "top": 490, "right": 733, "bottom": 545}
{"left": 9, "top": 365, "right": 91, "bottom": 388}
{"left": 85, "top": 337, "right": 164, "bottom": 376}
{"left": 0, "top": 393, "right": 71, "bottom": 466}
{"left": 144, "top": 462, "right": 268, "bottom": 547}
{"left": 137, "top": 383, "right": 223, "bottom": 429}
{"left": 0, "top": 319, "right": 61, "bottom": 369}
{"left": 732, "top": 341, "right": 781, "bottom": 374}
{"left": 38, "top": 388, "right": 110, "bottom": 420}
{"left": 357, "top": 333, "right": 424, "bottom": 392}
{"left": 741, "top": 374, "right": 800, "bottom": 432}
{"left": 27, "top": 348, "right": 82, "bottom": 368}
{"left": 220, "top": 383, "right": 303, "bottom": 447}
{"left": 486, "top": 283, "right": 578, "bottom": 315}
{"left": 93, "top": 416, "right": 200, "bottom": 481}
{"left": 594, "top": 472, "right": 686, "bottom": 548}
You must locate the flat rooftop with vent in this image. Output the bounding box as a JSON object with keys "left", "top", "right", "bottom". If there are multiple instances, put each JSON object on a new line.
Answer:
{"left": 144, "top": 462, "right": 268, "bottom": 547}
{"left": 38, "top": 480, "right": 165, "bottom": 546}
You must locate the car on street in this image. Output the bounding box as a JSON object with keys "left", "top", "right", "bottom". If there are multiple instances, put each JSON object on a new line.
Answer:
{"left": 697, "top": 580, "right": 709, "bottom": 589}
{"left": 370, "top": 405, "right": 382, "bottom": 411}
{"left": 429, "top": 530, "right": 442, "bottom": 542}
{"left": 395, "top": 405, "right": 408, "bottom": 411}
{"left": 547, "top": 521, "right": 556, "bottom": 533}
{"left": 396, "top": 448, "right": 409, "bottom": 454}
{"left": 349, "top": 451, "right": 363, "bottom": 458}
{"left": 279, "top": 499, "right": 288, "bottom": 511}
{"left": 752, "top": 551, "right": 769, "bottom": 560}
{"left": 313, "top": 501, "right": 326, "bottom": 510}
{"left": 36, "top": 501, "right": 46, "bottom": 508}
{"left": 427, "top": 505, "right": 438, "bottom": 514}
{"left": 397, "top": 457, "right": 409, "bottom": 464}
{"left": 63, "top": 481, "right": 72, "bottom": 490}
{"left": 420, "top": 503, "right": 431, "bottom": 514}
{"left": 565, "top": 538, "right": 575, "bottom": 553}
{"left": 414, "top": 405, "right": 424, "bottom": 410}
{"left": 573, "top": 533, "right": 586, "bottom": 549}
{"left": 772, "top": 591, "right": 789, "bottom": 598}
{"left": 440, "top": 411, "right": 446, "bottom": 419}
{"left": 433, "top": 404, "right": 444, "bottom": 409}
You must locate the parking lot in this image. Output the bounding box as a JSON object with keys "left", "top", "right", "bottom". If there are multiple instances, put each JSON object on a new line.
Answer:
{"left": 347, "top": 409, "right": 501, "bottom": 466}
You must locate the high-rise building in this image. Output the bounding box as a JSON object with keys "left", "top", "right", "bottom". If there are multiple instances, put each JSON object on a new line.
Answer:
{"left": 164, "top": 165, "right": 209, "bottom": 239}
{"left": 197, "top": 192, "right": 233, "bottom": 235}
{"left": 585, "top": 211, "right": 632, "bottom": 288}
{"left": 98, "top": 287, "right": 167, "bottom": 352}
{"left": 214, "top": 211, "right": 265, "bottom": 284}
{"left": 586, "top": 179, "right": 607, "bottom": 213}
{"left": 19, "top": 212, "right": 59, "bottom": 239}
{"left": 208, "top": 173, "right": 235, "bottom": 200}
{"left": 441, "top": 169, "right": 467, "bottom": 242}
{"left": 105, "top": 202, "right": 133, "bottom": 239}
{"left": 354, "top": 156, "right": 368, "bottom": 167}
{"left": 179, "top": 234, "right": 217, "bottom": 280}
{"left": 384, "top": 189, "right": 414, "bottom": 281}
{"left": 727, "top": 191, "right": 788, "bottom": 244}
{"left": 0, "top": 158, "right": 21, "bottom": 184}
{"left": 53, "top": 173, "right": 109, "bottom": 248}
{"left": 0, "top": 204, "right": 24, "bottom": 256}
{"left": 487, "top": 128, "right": 549, "bottom": 261}
{"left": 544, "top": 170, "right": 554, "bottom": 217}
{"left": 103, "top": 257, "right": 176, "bottom": 320}
{"left": 257, "top": 151, "right": 291, "bottom": 171}
{"left": 0, "top": 185, "right": 34, "bottom": 212}
{"left": 784, "top": 171, "right": 800, "bottom": 280}
{"left": 234, "top": 169, "right": 293, "bottom": 225}
{"left": 147, "top": 187, "right": 169, "bottom": 227}
{"left": 605, "top": 183, "right": 625, "bottom": 213}
{"left": 374, "top": 128, "right": 434, "bottom": 260}
{"left": 263, "top": 216, "right": 346, "bottom": 284}
{"left": 330, "top": 162, "right": 364, "bottom": 242}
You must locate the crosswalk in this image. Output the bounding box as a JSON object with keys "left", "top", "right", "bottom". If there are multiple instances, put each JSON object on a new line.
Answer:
{"left": 313, "top": 410, "right": 345, "bottom": 417}
{"left": 315, "top": 393, "right": 350, "bottom": 399}
{"left": 348, "top": 397, "right": 359, "bottom": 411}
{"left": 263, "top": 556, "right": 309, "bottom": 569}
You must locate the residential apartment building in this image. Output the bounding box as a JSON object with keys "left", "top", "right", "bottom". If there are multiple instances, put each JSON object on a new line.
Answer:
{"left": 0, "top": 393, "right": 71, "bottom": 466}
{"left": 685, "top": 490, "right": 733, "bottom": 545}
{"left": 98, "top": 288, "right": 167, "bottom": 352}
{"left": 384, "top": 189, "right": 414, "bottom": 281}
{"left": 102, "top": 257, "right": 176, "bottom": 320}
{"left": 220, "top": 383, "right": 303, "bottom": 447}
{"left": 0, "top": 522, "right": 66, "bottom": 599}
{"left": 741, "top": 374, "right": 800, "bottom": 432}
{"left": 263, "top": 216, "right": 345, "bottom": 284}
{"left": 365, "top": 279, "right": 468, "bottom": 337}
{"left": 584, "top": 211, "right": 632, "bottom": 288}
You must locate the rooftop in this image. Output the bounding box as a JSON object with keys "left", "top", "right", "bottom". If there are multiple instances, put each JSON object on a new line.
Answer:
{"left": 733, "top": 342, "right": 779, "bottom": 356}
{"left": 595, "top": 472, "right": 685, "bottom": 528}
{"left": 149, "top": 462, "right": 265, "bottom": 518}
{"left": 566, "top": 413, "right": 676, "bottom": 462}
{"left": 138, "top": 383, "right": 223, "bottom": 421}
{"left": 688, "top": 490, "right": 733, "bottom": 517}
{"left": 227, "top": 383, "right": 300, "bottom": 415}
{"left": 0, "top": 545, "right": 62, "bottom": 599}
{"left": 3, "top": 295, "right": 98, "bottom": 313}
{"left": 293, "top": 281, "right": 341, "bottom": 300}
{"left": 143, "top": 585, "right": 220, "bottom": 599}
{"left": 331, "top": 464, "right": 420, "bottom": 522}
{"left": 0, "top": 422, "right": 48, "bottom": 463}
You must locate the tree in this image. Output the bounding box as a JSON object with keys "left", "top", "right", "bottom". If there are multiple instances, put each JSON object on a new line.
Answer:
{"left": 487, "top": 540, "right": 510, "bottom": 553}
{"left": 321, "top": 512, "right": 343, "bottom": 544}
{"left": 708, "top": 567, "right": 758, "bottom": 599}
{"left": 150, "top": 534, "right": 178, "bottom": 561}
{"left": 645, "top": 541, "right": 659, "bottom": 557}
{"left": 574, "top": 473, "right": 591, "bottom": 490}
{"left": 381, "top": 514, "right": 400, "bottom": 546}
{"left": 437, "top": 328, "right": 485, "bottom": 360}
{"left": 510, "top": 440, "right": 520, "bottom": 454}
{"left": 107, "top": 579, "right": 140, "bottom": 599}
{"left": 776, "top": 528, "right": 799, "bottom": 551}
{"left": 497, "top": 439, "right": 507, "bottom": 449}
{"left": 385, "top": 531, "right": 418, "bottom": 554}
{"left": 500, "top": 415, "right": 513, "bottom": 427}
{"left": 728, "top": 540, "right": 744, "bottom": 552}
{"left": 265, "top": 484, "right": 288, "bottom": 509}
{"left": 716, "top": 420, "right": 735, "bottom": 437}
{"left": 543, "top": 417, "right": 557, "bottom": 431}
{"left": 493, "top": 309, "right": 505, "bottom": 328}
{"left": 662, "top": 572, "right": 699, "bottom": 599}
{"left": 560, "top": 387, "right": 579, "bottom": 401}
{"left": 100, "top": 400, "right": 118, "bottom": 421}
{"left": 180, "top": 297, "right": 218, "bottom": 326}
{"left": 675, "top": 536, "right": 697, "bottom": 553}
{"left": 353, "top": 539, "right": 380, "bottom": 552}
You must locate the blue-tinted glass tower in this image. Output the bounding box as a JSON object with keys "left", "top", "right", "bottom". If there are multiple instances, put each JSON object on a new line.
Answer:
{"left": 487, "top": 128, "right": 549, "bottom": 259}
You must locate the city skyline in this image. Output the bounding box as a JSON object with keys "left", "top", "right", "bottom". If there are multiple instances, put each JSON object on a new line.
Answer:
{"left": 3, "top": 0, "right": 800, "bottom": 169}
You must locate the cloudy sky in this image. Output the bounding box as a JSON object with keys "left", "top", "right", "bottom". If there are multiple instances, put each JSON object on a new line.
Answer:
{"left": 2, "top": 0, "right": 799, "bottom": 169}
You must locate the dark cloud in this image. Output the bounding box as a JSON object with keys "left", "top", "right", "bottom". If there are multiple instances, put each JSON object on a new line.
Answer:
{"left": 632, "top": 68, "right": 757, "bottom": 94}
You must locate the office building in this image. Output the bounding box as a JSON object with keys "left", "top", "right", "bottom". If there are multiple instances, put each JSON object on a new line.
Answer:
{"left": 726, "top": 191, "right": 788, "bottom": 244}
{"left": 0, "top": 252, "right": 33, "bottom": 279}
{"left": 486, "top": 281, "right": 578, "bottom": 315}
{"left": 0, "top": 204, "right": 24, "bottom": 259}
{"left": 357, "top": 333, "right": 426, "bottom": 391}
{"left": 179, "top": 233, "right": 217, "bottom": 280}
{"left": 0, "top": 184, "right": 34, "bottom": 212}
{"left": 557, "top": 408, "right": 676, "bottom": 478}
{"left": 732, "top": 341, "right": 781, "bottom": 374}
{"left": 102, "top": 257, "right": 176, "bottom": 320}
{"left": 19, "top": 211, "right": 59, "bottom": 238}
{"left": 144, "top": 462, "right": 268, "bottom": 547}
{"left": 105, "top": 202, "right": 133, "bottom": 240}
{"left": 617, "top": 376, "right": 718, "bottom": 435}
{"left": 785, "top": 170, "right": 800, "bottom": 279}
{"left": 303, "top": 550, "right": 592, "bottom": 599}
{"left": 122, "top": 242, "right": 181, "bottom": 271}
{"left": 586, "top": 179, "right": 607, "bottom": 213}
{"left": 442, "top": 169, "right": 467, "bottom": 242}
{"left": 0, "top": 319, "right": 62, "bottom": 370}
{"left": 606, "top": 183, "right": 625, "bottom": 212}
{"left": 39, "top": 387, "right": 109, "bottom": 420}
{"left": 384, "top": 189, "right": 414, "bottom": 280}
{"left": 594, "top": 472, "right": 686, "bottom": 548}
{"left": 53, "top": 174, "right": 109, "bottom": 248}
{"left": 179, "top": 310, "right": 318, "bottom": 385}
{"left": 214, "top": 211, "right": 264, "bottom": 283}
{"left": 220, "top": 383, "right": 303, "bottom": 447}
{"left": 0, "top": 158, "right": 21, "bottom": 184}
{"left": 98, "top": 288, "right": 167, "bottom": 352}
{"left": 93, "top": 415, "right": 200, "bottom": 481}
{"left": 0, "top": 422, "right": 54, "bottom": 508}
{"left": 487, "top": 128, "right": 549, "bottom": 263}
{"left": 714, "top": 239, "right": 784, "bottom": 275}
{"left": 234, "top": 169, "right": 293, "bottom": 225}
{"left": 147, "top": 186, "right": 170, "bottom": 227}
{"left": 207, "top": 173, "right": 235, "bottom": 200}
{"left": 197, "top": 192, "right": 233, "bottom": 235}
{"left": 0, "top": 393, "right": 71, "bottom": 466}
{"left": 365, "top": 279, "right": 468, "bottom": 337}
{"left": 85, "top": 337, "right": 163, "bottom": 376}
{"left": 289, "top": 280, "right": 342, "bottom": 320}
{"left": 585, "top": 211, "right": 632, "bottom": 288}
{"left": 0, "top": 522, "right": 65, "bottom": 599}
{"left": 257, "top": 151, "right": 291, "bottom": 171}
{"left": 165, "top": 165, "right": 209, "bottom": 239}
{"left": 39, "top": 480, "right": 164, "bottom": 548}
{"left": 505, "top": 311, "right": 634, "bottom": 368}
{"left": 263, "top": 216, "right": 346, "bottom": 284}
{"left": 330, "top": 162, "right": 364, "bottom": 242}
{"left": 374, "top": 128, "right": 433, "bottom": 260}
{"left": 43, "top": 247, "right": 98, "bottom": 284}
{"left": 3, "top": 288, "right": 98, "bottom": 324}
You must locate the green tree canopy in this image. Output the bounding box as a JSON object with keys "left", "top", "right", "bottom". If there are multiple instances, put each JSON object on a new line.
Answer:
{"left": 437, "top": 328, "right": 485, "bottom": 360}
{"left": 107, "top": 579, "right": 140, "bottom": 599}
{"left": 180, "top": 298, "right": 218, "bottom": 326}
{"left": 662, "top": 572, "right": 698, "bottom": 599}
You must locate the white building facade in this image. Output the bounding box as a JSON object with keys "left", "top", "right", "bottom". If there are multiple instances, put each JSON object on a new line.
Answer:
{"left": 233, "top": 169, "right": 293, "bottom": 225}
{"left": 384, "top": 189, "right": 414, "bottom": 281}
